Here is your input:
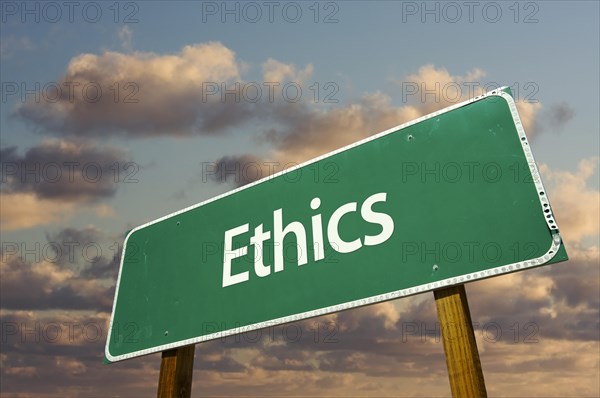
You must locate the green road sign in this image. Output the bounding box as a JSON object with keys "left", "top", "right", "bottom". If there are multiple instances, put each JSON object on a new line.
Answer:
{"left": 106, "top": 88, "right": 567, "bottom": 362}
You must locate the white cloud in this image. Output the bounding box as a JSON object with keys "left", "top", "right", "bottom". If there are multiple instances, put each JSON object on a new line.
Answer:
{"left": 117, "top": 26, "right": 133, "bottom": 51}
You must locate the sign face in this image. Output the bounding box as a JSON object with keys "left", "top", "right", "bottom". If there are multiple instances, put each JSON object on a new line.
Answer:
{"left": 106, "top": 88, "right": 567, "bottom": 362}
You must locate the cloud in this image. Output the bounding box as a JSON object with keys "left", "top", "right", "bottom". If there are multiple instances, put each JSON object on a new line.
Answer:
{"left": 1, "top": 139, "right": 128, "bottom": 230}
{"left": 6, "top": 51, "right": 595, "bottom": 396}
{"left": 398, "top": 64, "right": 542, "bottom": 138}
{"left": 117, "top": 26, "right": 133, "bottom": 51}
{"left": 189, "top": 283, "right": 598, "bottom": 396}
{"left": 2, "top": 255, "right": 598, "bottom": 397}
{"left": 0, "top": 192, "right": 116, "bottom": 232}
{"left": 0, "top": 252, "right": 114, "bottom": 311}
{"left": 0, "top": 35, "right": 35, "bottom": 58}
{"left": 14, "top": 46, "right": 544, "bottom": 150}
{"left": 543, "top": 102, "right": 576, "bottom": 132}
{"left": 539, "top": 157, "right": 600, "bottom": 246}
{"left": 1, "top": 139, "right": 129, "bottom": 201}
{"left": 210, "top": 65, "right": 541, "bottom": 182}
{"left": 400, "top": 64, "right": 487, "bottom": 114}
{"left": 15, "top": 42, "right": 247, "bottom": 137}
{"left": 45, "top": 226, "right": 122, "bottom": 280}
{"left": 267, "top": 92, "right": 421, "bottom": 164}
{"left": 466, "top": 247, "right": 599, "bottom": 343}
{"left": 518, "top": 101, "right": 576, "bottom": 138}
{"left": 515, "top": 100, "right": 542, "bottom": 137}
{"left": 0, "top": 310, "right": 161, "bottom": 397}
{"left": 0, "top": 193, "right": 78, "bottom": 231}
{"left": 208, "top": 92, "right": 422, "bottom": 188}
{"left": 208, "top": 154, "right": 265, "bottom": 187}
{"left": 1, "top": 226, "right": 119, "bottom": 311}
{"left": 94, "top": 203, "right": 116, "bottom": 218}
{"left": 262, "top": 58, "right": 314, "bottom": 83}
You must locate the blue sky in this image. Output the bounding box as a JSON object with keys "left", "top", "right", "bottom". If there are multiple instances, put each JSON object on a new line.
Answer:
{"left": 1, "top": 1, "right": 599, "bottom": 396}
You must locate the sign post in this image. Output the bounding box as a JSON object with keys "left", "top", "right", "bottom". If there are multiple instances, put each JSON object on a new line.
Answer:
{"left": 435, "top": 285, "right": 487, "bottom": 397}
{"left": 106, "top": 87, "right": 567, "bottom": 396}
{"left": 157, "top": 345, "right": 195, "bottom": 398}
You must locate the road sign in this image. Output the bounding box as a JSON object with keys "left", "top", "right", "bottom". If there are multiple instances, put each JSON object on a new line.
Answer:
{"left": 106, "top": 88, "right": 567, "bottom": 362}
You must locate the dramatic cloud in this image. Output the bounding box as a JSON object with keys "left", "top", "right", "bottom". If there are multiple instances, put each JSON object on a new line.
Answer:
{"left": 0, "top": 139, "right": 130, "bottom": 230}
{"left": 2, "top": 257, "right": 598, "bottom": 397}
{"left": 14, "top": 42, "right": 248, "bottom": 137}
{"left": 1, "top": 140, "right": 128, "bottom": 201}
{"left": 4, "top": 42, "right": 596, "bottom": 396}
{"left": 15, "top": 45, "right": 540, "bottom": 146}
{"left": 1, "top": 226, "right": 119, "bottom": 311}
{"left": 0, "top": 310, "right": 161, "bottom": 398}
{"left": 0, "top": 253, "right": 115, "bottom": 311}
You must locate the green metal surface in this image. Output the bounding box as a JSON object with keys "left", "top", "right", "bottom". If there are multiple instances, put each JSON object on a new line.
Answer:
{"left": 106, "top": 90, "right": 567, "bottom": 362}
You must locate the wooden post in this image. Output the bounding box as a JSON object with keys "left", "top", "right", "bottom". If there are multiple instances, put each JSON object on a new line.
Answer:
{"left": 434, "top": 285, "right": 487, "bottom": 397}
{"left": 157, "top": 345, "right": 195, "bottom": 398}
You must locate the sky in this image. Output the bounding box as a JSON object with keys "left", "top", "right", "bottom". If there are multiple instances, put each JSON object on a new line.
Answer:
{"left": 0, "top": 0, "right": 599, "bottom": 397}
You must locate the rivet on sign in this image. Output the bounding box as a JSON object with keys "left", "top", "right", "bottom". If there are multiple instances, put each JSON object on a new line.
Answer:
{"left": 164, "top": 331, "right": 168, "bottom": 336}
{"left": 433, "top": 264, "right": 439, "bottom": 271}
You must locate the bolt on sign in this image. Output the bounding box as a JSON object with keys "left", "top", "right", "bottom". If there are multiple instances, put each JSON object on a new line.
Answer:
{"left": 105, "top": 87, "right": 567, "bottom": 362}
